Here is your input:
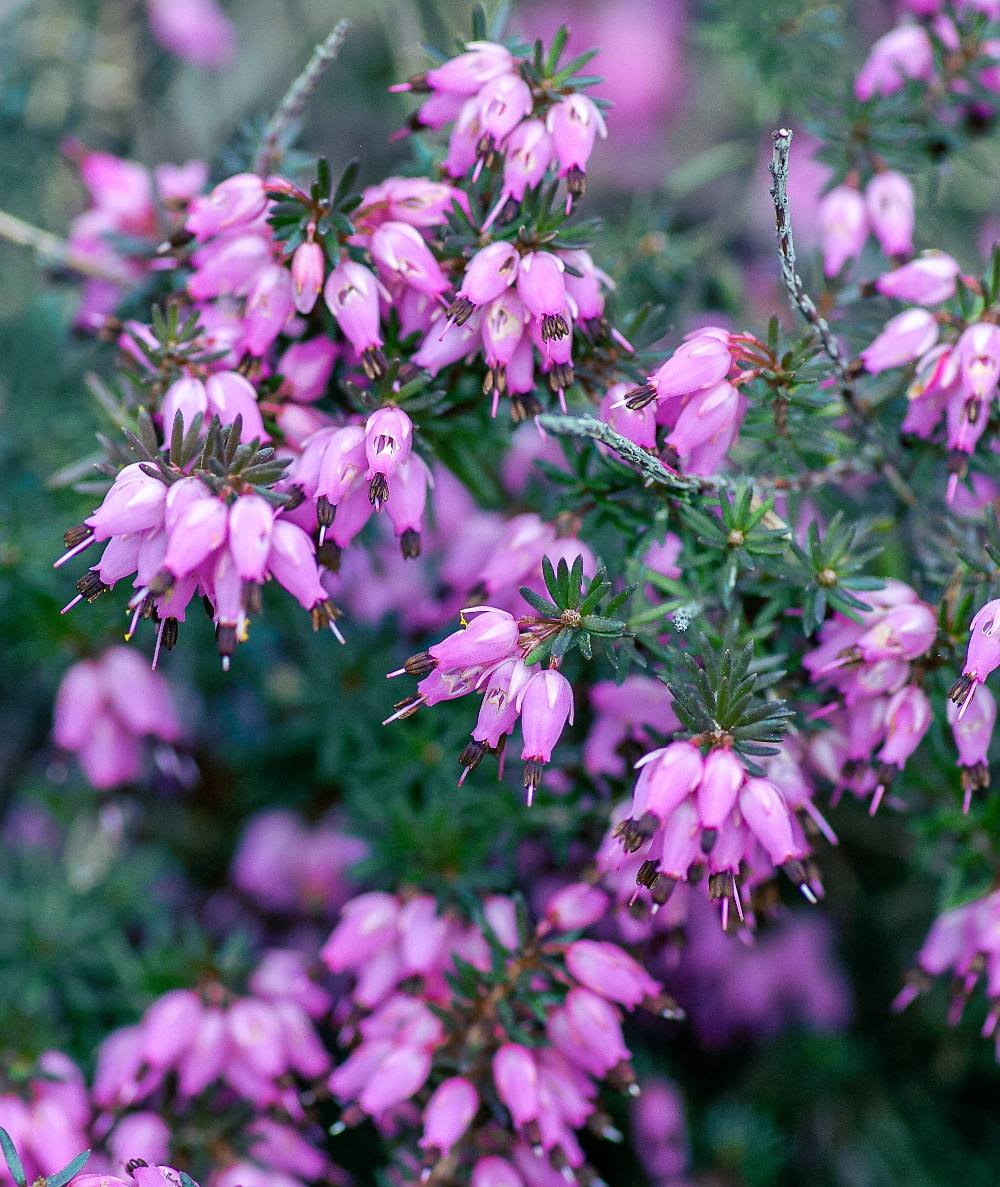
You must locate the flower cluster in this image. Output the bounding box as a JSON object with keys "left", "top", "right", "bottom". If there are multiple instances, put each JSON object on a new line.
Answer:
{"left": 230, "top": 809, "right": 366, "bottom": 918}
{"left": 58, "top": 423, "right": 342, "bottom": 667}
{"left": 0, "top": 1054, "right": 92, "bottom": 1183}
{"left": 53, "top": 649, "right": 183, "bottom": 788}
{"left": 817, "top": 171, "right": 915, "bottom": 277}
{"left": 93, "top": 952, "right": 329, "bottom": 1113}
{"left": 321, "top": 887, "right": 678, "bottom": 1185}
{"left": 894, "top": 887, "right": 1000, "bottom": 1056}
{"left": 392, "top": 39, "right": 607, "bottom": 211}
{"left": 804, "top": 580, "right": 938, "bottom": 812}
{"left": 602, "top": 736, "right": 830, "bottom": 929}
{"left": 858, "top": 254, "right": 1000, "bottom": 501}
{"left": 617, "top": 326, "right": 771, "bottom": 475}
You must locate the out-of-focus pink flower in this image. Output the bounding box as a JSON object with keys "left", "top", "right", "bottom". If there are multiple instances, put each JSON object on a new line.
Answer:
{"left": 146, "top": 0, "right": 235, "bottom": 68}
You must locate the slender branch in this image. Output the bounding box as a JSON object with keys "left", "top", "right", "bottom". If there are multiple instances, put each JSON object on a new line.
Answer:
{"left": 767, "top": 128, "right": 916, "bottom": 507}
{"left": 0, "top": 208, "right": 130, "bottom": 284}
{"left": 538, "top": 414, "right": 708, "bottom": 493}
{"left": 255, "top": 19, "right": 352, "bottom": 175}
{"left": 768, "top": 129, "right": 852, "bottom": 381}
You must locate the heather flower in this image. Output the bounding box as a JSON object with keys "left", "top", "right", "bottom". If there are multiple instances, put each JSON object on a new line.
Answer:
{"left": 448, "top": 241, "right": 520, "bottom": 326}
{"left": 290, "top": 240, "right": 325, "bottom": 314}
{"left": 947, "top": 684, "right": 996, "bottom": 812}
{"left": 949, "top": 598, "right": 1000, "bottom": 717}
{"left": 546, "top": 93, "right": 608, "bottom": 204}
{"left": 370, "top": 220, "right": 449, "bottom": 298}
{"left": 323, "top": 260, "right": 387, "bottom": 378}
{"left": 624, "top": 329, "right": 732, "bottom": 411}
{"left": 865, "top": 171, "right": 915, "bottom": 258}
{"left": 817, "top": 184, "right": 868, "bottom": 277}
{"left": 53, "top": 648, "right": 182, "bottom": 788}
{"left": 956, "top": 321, "right": 1000, "bottom": 401}
{"left": 186, "top": 173, "right": 266, "bottom": 241}
{"left": 860, "top": 308, "right": 939, "bottom": 373}
{"left": 875, "top": 252, "right": 961, "bottom": 305}
{"left": 855, "top": 23, "right": 935, "bottom": 100}
{"left": 146, "top": 0, "right": 236, "bottom": 68}
{"left": 518, "top": 669, "right": 575, "bottom": 803}
{"left": 422, "top": 41, "right": 514, "bottom": 95}
{"left": 515, "top": 252, "right": 570, "bottom": 346}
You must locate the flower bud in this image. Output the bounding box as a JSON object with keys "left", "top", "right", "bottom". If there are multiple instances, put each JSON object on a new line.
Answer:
{"left": 860, "top": 308, "right": 939, "bottom": 373}
{"left": 565, "top": 940, "right": 660, "bottom": 1007}
{"left": 739, "top": 777, "right": 798, "bottom": 865}
{"left": 696, "top": 748, "right": 745, "bottom": 830}
{"left": 875, "top": 252, "right": 960, "bottom": 305}
{"left": 291, "top": 241, "right": 325, "bottom": 314}
{"left": 228, "top": 494, "right": 274, "bottom": 582}
{"left": 493, "top": 1043, "right": 539, "bottom": 1127}
{"left": 865, "top": 171, "right": 914, "bottom": 258}
{"left": 544, "top": 882, "right": 609, "bottom": 931}
{"left": 817, "top": 184, "right": 868, "bottom": 277}
{"left": 419, "top": 1076, "right": 479, "bottom": 1154}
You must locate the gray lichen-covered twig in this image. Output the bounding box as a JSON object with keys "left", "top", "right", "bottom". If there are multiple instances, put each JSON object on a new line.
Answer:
{"left": 0, "top": 208, "right": 130, "bottom": 283}
{"left": 768, "top": 128, "right": 915, "bottom": 506}
{"left": 768, "top": 128, "right": 853, "bottom": 382}
{"left": 255, "top": 19, "right": 352, "bottom": 176}
{"left": 537, "top": 414, "right": 708, "bottom": 493}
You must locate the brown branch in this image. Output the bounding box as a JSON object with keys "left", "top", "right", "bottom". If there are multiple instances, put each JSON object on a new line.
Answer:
{"left": 0, "top": 208, "right": 131, "bottom": 284}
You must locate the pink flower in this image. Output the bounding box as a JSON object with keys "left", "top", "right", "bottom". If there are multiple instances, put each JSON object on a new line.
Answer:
{"left": 875, "top": 252, "right": 960, "bottom": 305}
{"left": 419, "top": 1076, "right": 479, "bottom": 1154}
{"left": 860, "top": 308, "right": 939, "bottom": 373}
{"left": 477, "top": 73, "right": 534, "bottom": 144}
{"left": 228, "top": 494, "right": 275, "bottom": 582}
{"left": 950, "top": 599, "right": 1000, "bottom": 716}
{"left": 291, "top": 241, "right": 326, "bottom": 314}
{"left": 147, "top": 0, "right": 236, "bottom": 68}
{"left": 371, "top": 221, "right": 449, "bottom": 298}
{"left": 665, "top": 380, "right": 741, "bottom": 460}
{"left": 738, "top": 777, "right": 799, "bottom": 865}
{"left": 516, "top": 252, "right": 569, "bottom": 342}
{"left": 471, "top": 1157, "right": 525, "bottom": 1187}
{"left": 544, "top": 883, "right": 609, "bottom": 931}
{"left": 424, "top": 41, "right": 514, "bottom": 95}
{"left": 877, "top": 684, "right": 932, "bottom": 769}
{"left": 244, "top": 264, "right": 295, "bottom": 356}
{"left": 956, "top": 322, "right": 1000, "bottom": 400}
{"left": 865, "top": 171, "right": 915, "bottom": 258}
{"left": 493, "top": 1044, "right": 539, "bottom": 1127}
{"left": 359, "top": 1046, "right": 432, "bottom": 1114}
{"left": 565, "top": 940, "right": 659, "bottom": 1007}
{"left": 696, "top": 748, "right": 746, "bottom": 831}
{"left": 518, "top": 670, "right": 575, "bottom": 804}
{"left": 323, "top": 260, "right": 386, "bottom": 378}
{"left": 817, "top": 184, "right": 868, "bottom": 277}
{"left": 546, "top": 94, "right": 607, "bottom": 199}
{"left": 450, "top": 242, "right": 521, "bottom": 325}
{"left": 625, "top": 745, "right": 700, "bottom": 838}
{"left": 855, "top": 24, "right": 935, "bottom": 100}
{"left": 186, "top": 173, "right": 265, "bottom": 241}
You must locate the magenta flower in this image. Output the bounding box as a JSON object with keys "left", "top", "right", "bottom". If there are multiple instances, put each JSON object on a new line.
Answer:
{"left": 449, "top": 241, "right": 520, "bottom": 326}
{"left": 186, "top": 173, "right": 265, "bottom": 241}
{"left": 738, "top": 777, "right": 800, "bottom": 866}
{"left": 419, "top": 1076, "right": 479, "bottom": 1156}
{"left": 949, "top": 599, "right": 1000, "bottom": 717}
{"left": 855, "top": 23, "right": 935, "bottom": 100}
{"left": 817, "top": 184, "right": 868, "bottom": 277}
{"left": 956, "top": 321, "right": 1000, "bottom": 400}
{"left": 546, "top": 93, "right": 607, "bottom": 202}
{"left": 323, "top": 260, "right": 386, "bottom": 378}
{"left": 518, "top": 669, "right": 574, "bottom": 803}
{"left": 493, "top": 1044, "right": 539, "bottom": 1127}
{"left": 948, "top": 684, "right": 996, "bottom": 811}
{"left": 371, "top": 220, "right": 449, "bottom": 298}
{"left": 865, "top": 171, "right": 915, "bottom": 258}
{"left": 290, "top": 240, "right": 325, "bottom": 314}
{"left": 860, "top": 308, "right": 939, "bottom": 373}
{"left": 146, "top": 0, "right": 235, "bottom": 68}
{"left": 424, "top": 41, "right": 514, "bottom": 95}
{"left": 876, "top": 252, "right": 960, "bottom": 305}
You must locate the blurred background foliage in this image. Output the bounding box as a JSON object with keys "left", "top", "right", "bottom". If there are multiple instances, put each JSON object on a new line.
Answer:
{"left": 2, "top": 1, "right": 1000, "bottom": 1184}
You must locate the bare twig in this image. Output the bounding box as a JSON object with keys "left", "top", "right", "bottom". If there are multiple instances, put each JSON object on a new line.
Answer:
{"left": 255, "top": 19, "right": 352, "bottom": 176}
{"left": 767, "top": 128, "right": 916, "bottom": 507}
{"left": 538, "top": 413, "right": 871, "bottom": 501}
{"left": 538, "top": 414, "right": 707, "bottom": 493}
{"left": 0, "top": 208, "right": 131, "bottom": 284}
{"left": 768, "top": 129, "right": 853, "bottom": 381}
